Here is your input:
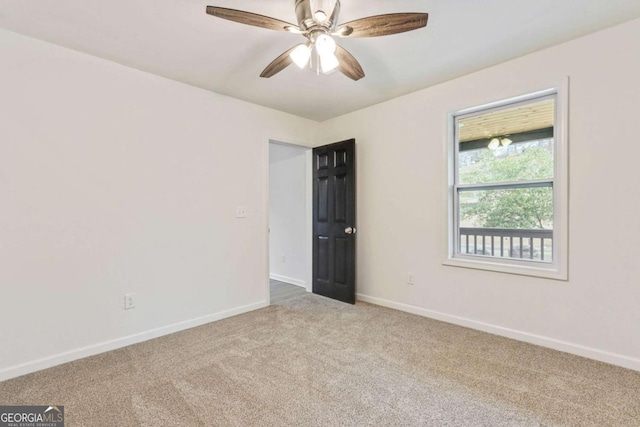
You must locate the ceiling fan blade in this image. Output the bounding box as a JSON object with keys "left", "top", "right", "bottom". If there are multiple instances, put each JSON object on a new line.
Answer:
{"left": 335, "top": 13, "right": 429, "bottom": 38}
{"left": 260, "top": 46, "right": 298, "bottom": 78}
{"left": 335, "top": 45, "right": 365, "bottom": 81}
{"left": 206, "top": 6, "right": 300, "bottom": 32}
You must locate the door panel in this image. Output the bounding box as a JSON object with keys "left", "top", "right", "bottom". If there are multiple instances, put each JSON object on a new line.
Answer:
{"left": 318, "top": 153, "right": 331, "bottom": 169}
{"left": 313, "top": 139, "right": 356, "bottom": 304}
{"left": 335, "top": 149, "right": 348, "bottom": 167}
{"left": 334, "top": 174, "right": 348, "bottom": 223}
{"left": 334, "top": 237, "right": 348, "bottom": 285}
{"left": 317, "top": 236, "right": 330, "bottom": 281}
{"left": 318, "top": 177, "right": 329, "bottom": 222}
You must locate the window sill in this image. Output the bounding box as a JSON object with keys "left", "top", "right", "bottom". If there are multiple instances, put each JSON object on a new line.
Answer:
{"left": 443, "top": 255, "right": 568, "bottom": 281}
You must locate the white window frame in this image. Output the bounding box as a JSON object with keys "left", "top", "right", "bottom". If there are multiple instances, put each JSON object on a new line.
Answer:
{"left": 445, "top": 79, "right": 569, "bottom": 280}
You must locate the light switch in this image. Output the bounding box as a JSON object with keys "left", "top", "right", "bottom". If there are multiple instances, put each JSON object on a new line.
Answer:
{"left": 235, "top": 206, "right": 247, "bottom": 218}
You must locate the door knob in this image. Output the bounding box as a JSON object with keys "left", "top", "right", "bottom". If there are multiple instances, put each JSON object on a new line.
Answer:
{"left": 345, "top": 227, "right": 357, "bottom": 235}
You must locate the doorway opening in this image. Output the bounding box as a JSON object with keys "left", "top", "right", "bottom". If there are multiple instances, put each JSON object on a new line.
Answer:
{"left": 268, "top": 141, "right": 312, "bottom": 304}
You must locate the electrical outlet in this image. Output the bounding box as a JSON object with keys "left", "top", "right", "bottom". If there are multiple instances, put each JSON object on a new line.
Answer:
{"left": 235, "top": 205, "right": 247, "bottom": 218}
{"left": 124, "top": 293, "right": 136, "bottom": 310}
{"left": 281, "top": 254, "right": 286, "bottom": 263}
{"left": 407, "top": 273, "right": 415, "bottom": 285}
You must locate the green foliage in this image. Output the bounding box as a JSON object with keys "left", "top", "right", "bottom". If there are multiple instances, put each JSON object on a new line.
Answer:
{"left": 460, "top": 145, "right": 554, "bottom": 229}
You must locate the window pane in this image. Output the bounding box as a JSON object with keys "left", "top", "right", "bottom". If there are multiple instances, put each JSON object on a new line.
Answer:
{"left": 459, "top": 139, "right": 554, "bottom": 184}
{"left": 458, "top": 187, "right": 553, "bottom": 262}
{"left": 458, "top": 98, "right": 555, "bottom": 185}
{"left": 460, "top": 187, "right": 553, "bottom": 229}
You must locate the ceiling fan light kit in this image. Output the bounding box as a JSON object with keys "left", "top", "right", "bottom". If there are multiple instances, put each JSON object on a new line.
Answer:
{"left": 488, "top": 137, "right": 513, "bottom": 150}
{"left": 320, "top": 51, "right": 340, "bottom": 73}
{"left": 290, "top": 44, "right": 312, "bottom": 68}
{"left": 206, "top": 0, "right": 429, "bottom": 81}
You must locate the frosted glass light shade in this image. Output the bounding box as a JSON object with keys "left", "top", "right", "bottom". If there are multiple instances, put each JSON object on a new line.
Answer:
{"left": 321, "top": 52, "right": 339, "bottom": 73}
{"left": 314, "top": 11, "right": 328, "bottom": 23}
{"left": 316, "top": 34, "right": 336, "bottom": 56}
{"left": 290, "top": 44, "right": 311, "bottom": 69}
{"left": 310, "top": 0, "right": 338, "bottom": 17}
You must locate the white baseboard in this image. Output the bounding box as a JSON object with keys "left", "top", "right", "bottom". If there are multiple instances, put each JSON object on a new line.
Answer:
{"left": 356, "top": 293, "right": 640, "bottom": 372}
{"left": 0, "top": 300, "right": 268, "bottom": 383}
{"left": 269, "top": 273, "right": 306, "bottom": 288}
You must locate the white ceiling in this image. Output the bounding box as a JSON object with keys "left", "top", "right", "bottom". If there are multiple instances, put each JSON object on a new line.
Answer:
{"left": 2, "top": 0, "right": 640, "bottom": 121}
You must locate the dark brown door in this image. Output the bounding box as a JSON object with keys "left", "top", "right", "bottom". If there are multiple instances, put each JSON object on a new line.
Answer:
{"left": 313, "top": 139, "right": 356, "bottom": 304}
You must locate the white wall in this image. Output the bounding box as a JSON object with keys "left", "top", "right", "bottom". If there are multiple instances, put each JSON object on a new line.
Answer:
{"left": 269, "top": 143, "right": 308, "bottom": 287}
{"left": 0, "top": 29, "right": 319, "bottom": 380}
{"left": 319, "top": 18, "right": 640, "bottom": 371}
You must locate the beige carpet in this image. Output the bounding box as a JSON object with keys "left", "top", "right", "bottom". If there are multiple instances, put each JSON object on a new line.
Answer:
{"left": 1, "top": 294, "right": 639, "bottom": 426}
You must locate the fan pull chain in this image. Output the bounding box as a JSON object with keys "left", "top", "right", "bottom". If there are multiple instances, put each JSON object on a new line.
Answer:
{"left": 309, "top": 49, "right": 314, "bottom": 72}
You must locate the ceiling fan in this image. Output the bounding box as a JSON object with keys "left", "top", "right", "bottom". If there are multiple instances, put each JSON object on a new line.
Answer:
{"left": 205, "top": 0, "right": 429, "bottom": 81}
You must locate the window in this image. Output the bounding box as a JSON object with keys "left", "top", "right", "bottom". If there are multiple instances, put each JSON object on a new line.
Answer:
{"left": 446, "top": 85, "right": 568, "bottom": 280}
